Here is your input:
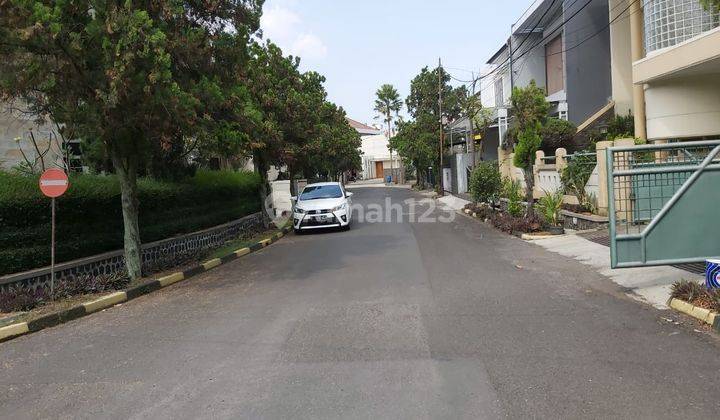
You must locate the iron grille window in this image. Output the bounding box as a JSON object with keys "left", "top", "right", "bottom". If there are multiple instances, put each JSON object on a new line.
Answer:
{"left": 494, "top": 77, "right": 504, "bottom": 108}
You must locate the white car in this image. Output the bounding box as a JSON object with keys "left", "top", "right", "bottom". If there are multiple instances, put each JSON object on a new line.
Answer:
{"left": 292, "top": 182, "right": 353, "bottom": 232}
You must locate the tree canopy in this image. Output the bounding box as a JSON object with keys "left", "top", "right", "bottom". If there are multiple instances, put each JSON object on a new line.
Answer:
{"left": 374, "top": 84, "right": 402, "bottom": 134}
{"left": 390, "top": 66, "right": 465, "bottom": 188}
{"left": 510, "top": 81, "right": 551, "bottom": 210}
{"left": 0, "top": 0, "right": 265, "bottom": 279}
{"left": 241, "top": 41, "right": 360, "bottom": 208}
{"left": 0, "top": 0, "right": 360, "bottom": 278}
{"left": 700, "top": 0, "right": 720, "bottom": 12}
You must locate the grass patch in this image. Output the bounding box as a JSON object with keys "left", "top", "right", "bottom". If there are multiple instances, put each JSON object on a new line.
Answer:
{"left": 206, "top": 227, "right": 281, "bottom": 260}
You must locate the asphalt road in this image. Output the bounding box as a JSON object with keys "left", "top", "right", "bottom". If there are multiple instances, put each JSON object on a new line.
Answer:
{"left": 2, "top": 187, "right": 720, "bottom": 419}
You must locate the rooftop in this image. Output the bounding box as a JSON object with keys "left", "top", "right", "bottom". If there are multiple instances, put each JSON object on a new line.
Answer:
{"left": 346, "top": 117, "right": 382, "bottom": 135}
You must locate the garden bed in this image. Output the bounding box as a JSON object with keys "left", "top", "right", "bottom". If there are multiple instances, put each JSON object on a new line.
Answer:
{"left": 670, "top": 280, "right": 720, "bottom": 313}
{"left": 668, "top": 280, "right": 720, "bottom": 332}
{"left": 463, "top": 202, "right": 544, "bottom": 236}
{"left": 0, "top": 226, "right": 281, "bottom": 317}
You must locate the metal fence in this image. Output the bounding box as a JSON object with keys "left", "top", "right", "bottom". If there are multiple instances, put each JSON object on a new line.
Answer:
{"left": 566, "top": 151, "right": 597, "bottom": 165}
{"left": 607, "top": 140, "right": 720, "bottom": 268}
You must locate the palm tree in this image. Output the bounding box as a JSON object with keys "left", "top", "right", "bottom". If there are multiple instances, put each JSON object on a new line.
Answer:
{"left": 374, "top": 84, "right": 403, "bottom": 182}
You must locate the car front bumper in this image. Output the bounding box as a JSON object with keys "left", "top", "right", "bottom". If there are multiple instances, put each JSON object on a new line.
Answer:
{"left": 293, "top": 209, "right": 349, "bottom": 230}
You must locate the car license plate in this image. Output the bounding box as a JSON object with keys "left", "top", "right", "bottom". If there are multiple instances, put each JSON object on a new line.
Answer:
{"left": 316, "top": 215, "right": 328, "bottom": 222}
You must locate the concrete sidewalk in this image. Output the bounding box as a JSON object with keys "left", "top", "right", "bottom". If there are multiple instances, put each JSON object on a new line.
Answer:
{"left": 437, "top": 192, "right": 472, "bottom": 211}
{"left": 528, "top": 233, "right": 702, "bottom": 309}
{"left": 440, "top": 189, "right": 696, "bottom": 310}
{"left": 346, "top": 180, "right": 412, "bottom": 189}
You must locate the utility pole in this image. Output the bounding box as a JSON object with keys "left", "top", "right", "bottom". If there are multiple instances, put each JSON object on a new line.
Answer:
{"left": 438, "top": 57, "right": 444, "bottom": 196}
{"left": 508, "top": 35, "right": 514, "bottom": 92}
{"left": 468, "top": 71, "right": 477, "bottom": 169}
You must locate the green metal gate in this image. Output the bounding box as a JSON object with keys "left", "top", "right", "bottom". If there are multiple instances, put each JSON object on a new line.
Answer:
{"left": 607, "top": 140, "right": 720, "bottom": 268}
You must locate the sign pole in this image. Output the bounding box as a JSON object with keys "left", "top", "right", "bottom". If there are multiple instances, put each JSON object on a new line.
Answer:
{"left": 39, "top": 169, "right": 68, "bottom": 300}
{"left": 51, "top": 197, "right": 55, "bottom": 299}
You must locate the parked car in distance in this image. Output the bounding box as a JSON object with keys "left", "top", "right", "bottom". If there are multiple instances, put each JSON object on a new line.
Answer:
{"left": 292, "top": 182, "right": 353, "bottom": 232}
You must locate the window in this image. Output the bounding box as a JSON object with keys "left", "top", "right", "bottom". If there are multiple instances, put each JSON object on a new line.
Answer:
{"left": 644, "top": 0, "right": 719, "bottom": 53}
{"left": 494, "top": 77, "right": 504, "bottom": 107}
{"left": 300, "top": 185, "right": 344, "bottom": 200}
{"left": 545, "top": 35, "right": 564, "bottom": 95}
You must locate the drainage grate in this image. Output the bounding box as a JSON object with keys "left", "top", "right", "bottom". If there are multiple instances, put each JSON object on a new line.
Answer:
{"left": 579, "top": 230, "right": 611, "bottom": 247}
{"left": 578, "top": 230, "right": 706, "bottom": 275}
{"left": 671, "top": 262, "right": 706, "bottom": 276}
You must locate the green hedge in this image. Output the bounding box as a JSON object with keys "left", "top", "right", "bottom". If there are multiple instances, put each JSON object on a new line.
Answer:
{"left": 0, "top": 170, "right": 261, "bottom": 275}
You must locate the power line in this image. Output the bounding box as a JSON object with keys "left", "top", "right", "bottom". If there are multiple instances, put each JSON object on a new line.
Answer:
{"left": 473, "top": 0, "right": 589, "bottom": 85}
{"left": 448, "top": 0, "right": 591, "bottom": 87}
{"left": 547, "top": 0, "right": 644, "bottom": 57}
{"left": 512, "top": 0, "right": 544, "bottom": 27}
{"left": 478, "top": 0, "right": 595, "bottom": 84}
{"left": 443, "top": 0, "right": 646, "bottom": 108}
{"left": 449, "top": 0, "right": 642, "bottom": 89}
{"left": 511, "top": 0, "right": 559, "bottom": 61}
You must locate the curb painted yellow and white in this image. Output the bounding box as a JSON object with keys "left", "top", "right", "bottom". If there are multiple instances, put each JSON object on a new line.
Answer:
{"left": 0, "top": 322, "right": 30, "bottom": 342}
{"left": 83, "top": 291, "right": 128, "bottom": 314}
{"left": 0, "top": 226, "right": 292, "bottom": 344}
{"left": 668, "top": 298, "right": 720, "bottom": 331}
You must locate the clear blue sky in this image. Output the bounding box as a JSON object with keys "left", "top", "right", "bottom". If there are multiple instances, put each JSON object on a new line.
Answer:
{"left": 261, "top": 0, "right": 532, "bottom": 126}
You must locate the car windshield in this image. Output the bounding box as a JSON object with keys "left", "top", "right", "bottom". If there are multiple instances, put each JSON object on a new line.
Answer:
{"left": 300, "top": 185, "right": 343, "bottom": 200}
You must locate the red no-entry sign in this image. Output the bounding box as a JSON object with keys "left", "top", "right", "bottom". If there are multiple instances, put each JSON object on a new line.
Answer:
{"left": 38, "top": 168, "right": 69, "bottom": 299}
{"left": 39, "top": 168, "right": 69, "bottom": 198}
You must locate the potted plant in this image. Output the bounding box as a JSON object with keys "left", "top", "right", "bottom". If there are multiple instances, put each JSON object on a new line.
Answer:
{"left": 536, "top": 190, "right": 565, "bottom": 234}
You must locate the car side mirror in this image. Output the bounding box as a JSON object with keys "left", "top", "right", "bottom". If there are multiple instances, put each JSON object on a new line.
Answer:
{"left": 346, "top": 192, "right": 354, "bottom": 198}
{"left": 291, "top": 196, "right": 297, "bottom": 202}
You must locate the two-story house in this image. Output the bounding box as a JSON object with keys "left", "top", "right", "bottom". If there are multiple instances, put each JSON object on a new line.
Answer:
{"left": 482, "top": 0, "right": 613, "bottom": 143}
{"left": 620, "top": 0, "right": 720, "bottom": 141}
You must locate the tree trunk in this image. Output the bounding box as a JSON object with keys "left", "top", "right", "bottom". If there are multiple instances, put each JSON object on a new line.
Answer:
{"left": 289, "top": 167, "right": 297, "bottom": 197}
{"left": 110, "top": 150, "right": 142, "bottom": 281}
{"left": 413, "top": 160, "right": 423, "bottom": 189}
{"left": 419, "top": 164, "right": 428, "bottom": 190}
{"left": 254, "top": 152, "right": 271, "bottom": 228}
{"left": 524, "top": 165, "right": 535, "bottom": 217}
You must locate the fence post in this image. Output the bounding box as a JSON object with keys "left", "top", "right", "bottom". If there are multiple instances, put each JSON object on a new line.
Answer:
{"left": 555, "top": 148, "right": 567, "bottom": 172}
{"left": 534, "top": 150, "right": 545, "bottom": 199}
{"left": 595, "top": 141, "right": 614, "bottom": 216}
{"left": 498, "top": 146, "right": 511, "bottom": 179}
{"left": 613, "top": 138, "right": 636, "bottom": 221}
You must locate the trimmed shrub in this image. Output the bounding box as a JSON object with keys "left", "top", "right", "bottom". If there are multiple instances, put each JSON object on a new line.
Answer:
{"left": 469, "top": 161, "right": 502, "bottom": 204}
{"left": 561, "top": 153, "right": 597, "bottom": 213}
{"left": 606, "top": 113, "right": 634, "bottom": 140}
{"left": 502, "top": 178, "right": 524, "bottom": 217}
{"left": 0, "top": 170, "right": 260, "bottom": 275}
{"left": 535, "top": 190, "right": 564, "bottom": 227}
{"left": 540, "top": 118, "right": 577, "bottom": 152}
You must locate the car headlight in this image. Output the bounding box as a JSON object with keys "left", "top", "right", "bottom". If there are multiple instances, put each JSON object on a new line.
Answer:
{"left": 295, "top": 207, "right": 305, "bottom": 214}
{"left": 332, "top": 203, "right": 347, "bottom": 212}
